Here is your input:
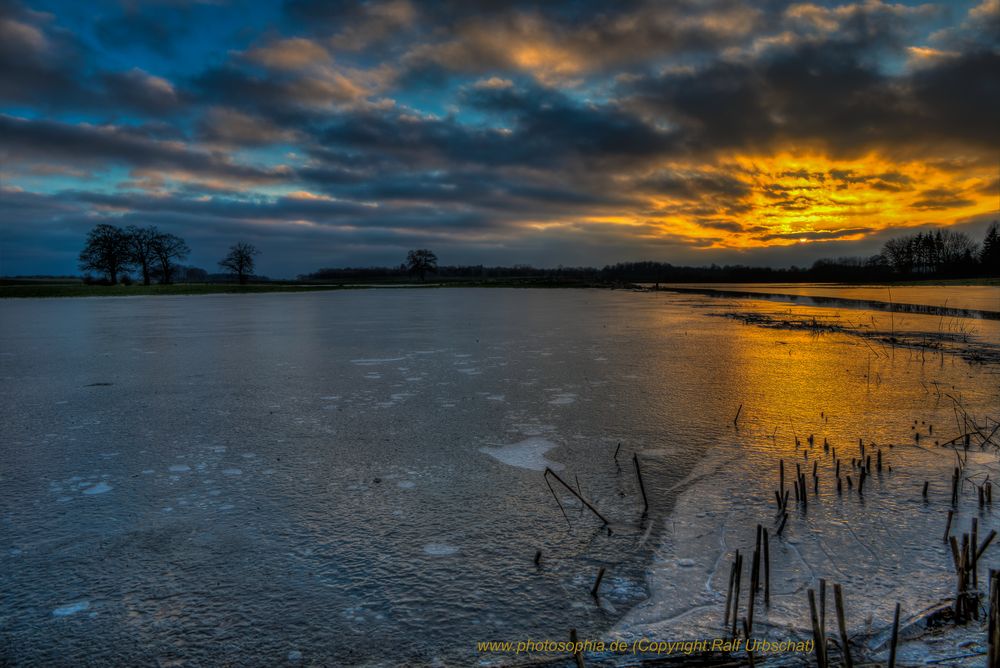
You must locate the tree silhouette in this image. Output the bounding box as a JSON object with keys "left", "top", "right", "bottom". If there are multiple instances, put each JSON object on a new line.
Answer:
{"left": 151, "top": 233, "right": 190, "bottom": 284}
{"left": 219, "top": 242, "right": 260, "bottom": 284}
{"left": 981, "top": 222, "right": 999, "bottom": 273}
{"left": 405, "top": 249, "right": 438, "bottom": 281}
{"left": 79, "top": 224, "right": 131, "bottom": 284}
{"left": 125, "top": 225, "right": 159, "bottom": 285}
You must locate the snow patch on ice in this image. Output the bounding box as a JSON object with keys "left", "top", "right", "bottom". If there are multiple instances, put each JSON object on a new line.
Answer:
{"left": 479, "top": 437, "right": 565, "bottom": 472}
{"left": 352, "top": 357, "right": 406, "bottom": 365}
{"left": 168, "top": 464, "right": 190, "bottom": 473}
{"left": 423, "top": 543, "right": 459, "bottom": 556}
{"left": 82, "top": 482, "right": 112, "bottom": 495}
{"left": 222, "top": 468, "right": 242, "bottom": 476}
{"left": 53, "top": 601, "right": 90, "bottom": 617}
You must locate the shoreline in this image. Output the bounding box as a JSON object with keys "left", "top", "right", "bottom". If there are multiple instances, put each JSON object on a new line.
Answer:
{"left": 1, "top": 277, "right": 997, "bottom": 300}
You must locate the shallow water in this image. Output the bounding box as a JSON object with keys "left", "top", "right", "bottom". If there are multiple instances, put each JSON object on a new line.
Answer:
{"left": 0, "top": 288, "right": 997, "bottom": 665}
{"left": 662, "top": 282, "right": 1000, "bottom": 315}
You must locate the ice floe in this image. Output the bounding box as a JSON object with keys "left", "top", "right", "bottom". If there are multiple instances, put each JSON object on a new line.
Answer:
{"left": 479, "top": 437, "right": 565, "bottom": 472}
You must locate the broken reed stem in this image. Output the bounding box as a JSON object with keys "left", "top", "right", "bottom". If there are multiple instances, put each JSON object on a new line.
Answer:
{"left": 819, "top": 579, "right": 827, "bottom": 643}
{"left": 734, "top": 403, "right": 743, "bottom": 426}
{"left": 613, "top": 442, "right": 621, "bottom": 461}
{"left": 989, "top": 570, "right": 999, "bottom": 668}
{"left": 808, "top": 589, "right": 827, "bottom": 668}
{"left": 570, "top": 628, "right": 586, "bottom": 668}
{"left": 591, "top": 566, "right": 606, "bottom": 598}
{"left": 545, "top": 474, "right": 572, "bottom": 527}
{"left": 544, "top": 468, "right": 611, "bottom": 527}
{"left": 732, "top": 554, "right": 743, "bottom": 638}
{"left": 763, "top": 528, "right": 771, "bottom": 607}
{"left": 776, "top": 512, "right": 788, "bottom": 536}
{"left": 534, "top": 550, "right": 542, "bottom": 566}
{"left": 973, "top": 518, "right": 980, "bottom": 591}
{"left": 888, "top": 602, "right": 901, "bottom": 668}
{"left": 724, "top": 550, "right": 738, "bottom": 628}
{"left": 944, "top": 509, "right": 954, "bottom": 543}
{"left": 834, "top": 584, "right": 853, "bottom": 668}
{"left": 923, "top": 480, "right": 929, "bottom": 499}
{"left": 978, "top": 530, "right": 997, "bottom": 562}
{"left": 753, "top": 525, "right": 762, "bottom": 595}
{"left": 633, "top": 454, "right": 648, "bottom": 514}
{"left": 742, "top": 619, "right": 756, "bottom": 667}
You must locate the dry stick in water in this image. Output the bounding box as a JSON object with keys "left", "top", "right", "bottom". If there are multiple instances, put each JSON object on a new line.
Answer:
{"left": 776, "top": 512, "right": 788, "bottom": 536}
{"left": 989, "top": 570, "right": 999, "bottom": 668}
{"left": 944, "top": 510, "right": 954, "bottom": 543}
{"left": 888, "top": 602, "right": 901, "bottom": 668}
{"left": 763, "top": 528, "right": 771, "bottom": 607}
{"left": 724, "top": 551, "right": 738, "bottom": 627}
{"left": 780, "top": 459, "right": 785, "bottom": 498}
{"left": 544, "top": 468, "right": 611, "bottom": 527}
{"left": 923, "top": 481, "right": 929, "bottom": 500}
{"left": 731, "top": 554, "right": 743, "bottom": 639}
{"left": 633, "top": 454, "right": 648, "bottom": 515}
{"left": 734, "top": 403, "right": 742, "bottom": 426}
{"left": 534, "top": 550, "right": 542, "bottom": 566}
{"left": 834, "top": 584, "right": 853, "bottom": 668}
{"left": 545, "top": 474, "right": 572, "bottom": 528}
{"left": 570, "top": 628, "right": 585, "bottom": 668}
{"left": 591, "top": 566, "right": 606, "bottom": 598}
{"left": 978, "top": 530, "right": 997, "bottom": 563}
{"left": 973, "top": 518, "right": 980, "bottom": 592}
{"left": 613, "top": 442, "right": 621, "bottom": 462}
{"left": 753, "top": 524, "right": 762, "bottom": 594}
{"left": 819, "top": 579, "right": 827, "bottom": 644}
{"left": 808, "top": 589, "right": 827, "bottom": 668}
{"left": 742, "top": 619, "right": 756, "bottom": 667}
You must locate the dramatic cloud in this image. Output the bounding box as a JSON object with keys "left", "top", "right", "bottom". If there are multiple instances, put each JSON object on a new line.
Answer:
{"left": 1, "top": 0, "right": 997, "bottom": 276}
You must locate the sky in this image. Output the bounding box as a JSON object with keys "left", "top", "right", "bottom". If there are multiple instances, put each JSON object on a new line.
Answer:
{"left": 1, "top": 0, "right": 998, "bottom": 277}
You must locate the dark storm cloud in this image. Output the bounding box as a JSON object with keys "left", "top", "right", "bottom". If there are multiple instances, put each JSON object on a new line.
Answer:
{"left": 0, "top": 2, "right": 185, "bottom": 117}
{"left": 910, "top": 188, "right": 976, "bottom": 210}
{"left": 0, "top": 115, "right": 285, "bottom": 183}
{"left": 634, "top": 171, "right": 751, "bottom": 200}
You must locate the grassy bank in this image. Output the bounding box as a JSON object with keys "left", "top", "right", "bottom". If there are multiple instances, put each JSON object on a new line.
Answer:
{"left": 0, "top": 282, "right": 359, "bottom": 299}
{"left": 0, "top": 277, "right": 612, "bottom": 298}
{"left": 2, "top": 275, "right": 996, "bottom": 298}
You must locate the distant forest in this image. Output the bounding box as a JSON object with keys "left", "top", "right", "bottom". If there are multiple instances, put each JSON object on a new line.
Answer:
{"left": 301, "top": 222, "right": 999, "bottom": 284}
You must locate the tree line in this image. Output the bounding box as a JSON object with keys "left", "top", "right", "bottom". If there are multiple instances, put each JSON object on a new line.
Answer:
{"left": 78, "top": 221, "right": 996, "bottom": 287}
{"left": 79, "top": 224, "right": 261, "bottom": 285}
{"left": 301, "top": 223, "right": 998, "bottom": 284}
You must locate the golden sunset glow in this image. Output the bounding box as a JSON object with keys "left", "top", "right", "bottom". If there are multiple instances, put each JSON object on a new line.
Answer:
{"left": 637, "top": 152, "right": 998, "bottom": 250}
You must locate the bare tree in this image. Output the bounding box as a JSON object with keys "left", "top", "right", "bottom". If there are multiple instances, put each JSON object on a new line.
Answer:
{"left": 405, "top": 249, "right": 438, "bottom": 281}
{"left": 125, "top": 225, "right": 158, "bottom": 285}
{"left": 151, "top": 233, "right": 190, "bottom": 284}
{"left": 219, "top": 242, "right": 260, "bottom": 284}
{"left": 79, "top": 224, "right": 131, "bottom": 284}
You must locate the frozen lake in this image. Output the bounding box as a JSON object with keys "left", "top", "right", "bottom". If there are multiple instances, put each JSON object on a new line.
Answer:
{"left": 1, "top": 288, "right": 998, "bottom": 665}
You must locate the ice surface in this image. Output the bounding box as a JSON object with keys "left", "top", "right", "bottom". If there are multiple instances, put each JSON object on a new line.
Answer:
{"left": 479, "top": 437, "right": 565, "bottom": 471}
{"left": 2, "top": 288, "right": 997, "bottom": 666}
